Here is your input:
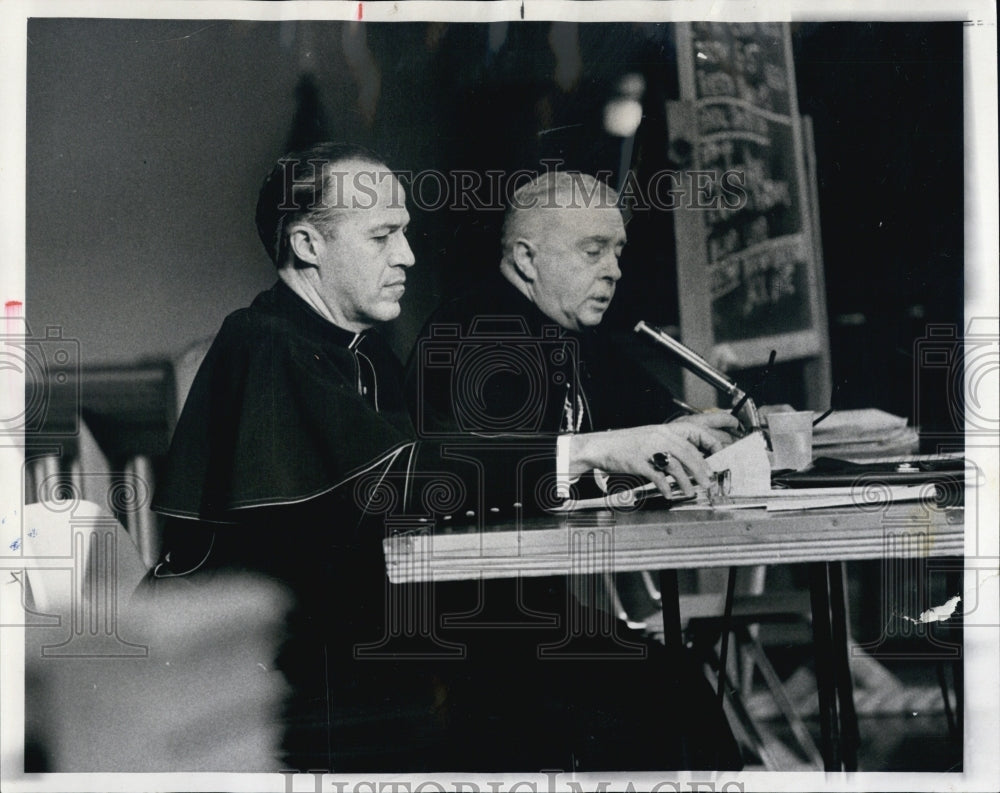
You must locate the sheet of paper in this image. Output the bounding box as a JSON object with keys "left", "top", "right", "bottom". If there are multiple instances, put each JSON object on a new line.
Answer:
{"left": 706, "top": 430, "right": 771, "bottom": 494}
{"left": 671, "top": 485, "right": 930, "bottom": 511}
{"left": 811, "top": 407, "right": 909, "bottom": 441}
{"left": 761, "top": 484, "right": 928, "bottom": 511}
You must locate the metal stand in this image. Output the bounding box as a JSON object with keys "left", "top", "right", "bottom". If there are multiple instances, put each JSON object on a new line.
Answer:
{"left": 808, "top": 561, "right": 859, "bottom": 771}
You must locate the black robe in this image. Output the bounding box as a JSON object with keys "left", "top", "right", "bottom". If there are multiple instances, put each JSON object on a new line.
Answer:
{"left": 407, "top": 271, "right": 677, "bottom": 437}
{"left": 403, "top": 272, "right": 677, "bottom": 624}
{"left": 404, "top": 274, "right": 742, "bottom": 771}
{"left": 154, "top": 279, "right": 414, "bottom": 524}
{"left": 148, "top": 281, "right": 451, "bottom": 771}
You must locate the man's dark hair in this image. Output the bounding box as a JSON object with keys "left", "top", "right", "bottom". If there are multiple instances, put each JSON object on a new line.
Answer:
{"left": 255, "top": 141, "right": 387, "bottom": 266}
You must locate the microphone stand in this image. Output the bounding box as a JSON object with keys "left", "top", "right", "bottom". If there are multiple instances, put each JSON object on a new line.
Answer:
{"left": 634, "top": 321, "right": 763, "bottom": 433}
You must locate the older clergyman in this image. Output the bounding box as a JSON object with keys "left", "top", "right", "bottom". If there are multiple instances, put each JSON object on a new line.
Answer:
{"left": 410, "top": 171, "right": 737, "bottom": 506}
{"left": 406, "top": 170, "right": 742, "bottom": 770}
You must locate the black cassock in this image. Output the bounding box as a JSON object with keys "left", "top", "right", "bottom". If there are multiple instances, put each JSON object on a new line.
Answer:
{"left": 408, "top": 271, "right": 677, "bottom": 442}
{"left": 405, "top": 273, "right": 742, "bottom": 771}
{"left": 148, "top": 280, "right": 451, "bottom": 771}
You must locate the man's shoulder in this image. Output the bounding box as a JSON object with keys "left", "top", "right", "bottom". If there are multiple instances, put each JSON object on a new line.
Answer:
{"left": 417, "top": 276, "right": 540, "bottom": 339}
{"left": 204, "top": 304, "right": 273, "bottom": 362}
{"left": 197, "top": 288, "right": 308, "bottom": 377}
{"left": 212, "top": 284, "right": 310, "bottom": 348}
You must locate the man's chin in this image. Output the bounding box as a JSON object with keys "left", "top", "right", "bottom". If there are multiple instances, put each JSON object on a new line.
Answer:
{"left": 579, "top": 308, "right": 609, "bottom": 328}
{"left": 370, "top": 302, "right": 402, "bottom": 323}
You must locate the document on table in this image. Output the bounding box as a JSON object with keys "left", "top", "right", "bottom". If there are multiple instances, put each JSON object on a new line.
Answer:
{"left": 705, "top": 430, "right": 771, "bottom": 493}
{"left": 810, "top": 407, "right": 919, "bottom": 459}
{"left": 550, "top": 482, "right": 933, "bottom": 513}
{"left": 671, "top": 484, "right": 933, "bottom": 512}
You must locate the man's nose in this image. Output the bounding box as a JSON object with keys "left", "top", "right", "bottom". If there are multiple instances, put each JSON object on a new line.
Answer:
{"left": 602, "top": 253, "right": 622, "bottom": 282}
{"left": 392, "top": 234, "right": 416, "bottom": 268}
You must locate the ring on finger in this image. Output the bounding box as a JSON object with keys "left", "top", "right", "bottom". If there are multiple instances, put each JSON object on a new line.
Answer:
{"left": 650, "top": 452, "right": 672, "bottom": 473}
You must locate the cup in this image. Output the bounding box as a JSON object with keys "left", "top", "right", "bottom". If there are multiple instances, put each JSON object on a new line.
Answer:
{"left": 767, "top": 410, "right": 815, "bottom": 471}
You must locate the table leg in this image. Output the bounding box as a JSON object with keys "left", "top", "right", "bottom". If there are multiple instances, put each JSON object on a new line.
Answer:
{"left": 953, "top": 652, "right": 964, "bottom": 745}
{"left": 828, "top": 561, "right": 859, "bottom": 771}
{"left": 658, "top": 570, "right": 683, "bottom": 656}
{"left": 808, "top": 562, "right": 840, "bottom": 770}
{"left": 946, "top": 565, "right": 964, "bottom": 751}
{"left": 658, "top": 569, "right": 689, "bottom": 768}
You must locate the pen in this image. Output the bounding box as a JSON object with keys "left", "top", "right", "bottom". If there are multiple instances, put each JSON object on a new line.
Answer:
{"left": 671, "top": 396, "right": 702, "bottom": 415}
{"left": 813, "top": 407, "right": 834, "bottom": 427}
{"left": 813, "top": 382, "right": 839, "bottom": 426}
{"left": 729, "top": 393, "right": 750, "bottom": 418}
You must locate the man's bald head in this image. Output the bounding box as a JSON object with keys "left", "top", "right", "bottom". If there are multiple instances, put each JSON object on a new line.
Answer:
{"left": 500, "top": 172, "right": 621, "bottom": 262}
{"left": 500, "top": 172, "right": 627, "bottom": 331}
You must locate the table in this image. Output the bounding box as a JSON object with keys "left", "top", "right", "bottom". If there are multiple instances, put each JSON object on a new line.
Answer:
{"left": 383, "top": 500, "right": 964, "bottom": 770}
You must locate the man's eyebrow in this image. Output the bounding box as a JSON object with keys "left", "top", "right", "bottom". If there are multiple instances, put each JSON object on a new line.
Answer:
{"left": 367, "top": 219, "right": 408, "bottom": 233}
{"left": 579, "top": 234, "right": 626, "bottom": 245}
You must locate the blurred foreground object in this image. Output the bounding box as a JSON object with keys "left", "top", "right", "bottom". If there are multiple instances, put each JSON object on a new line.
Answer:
{"left": 21, "top": 502, "right": 290, "bottom": 771}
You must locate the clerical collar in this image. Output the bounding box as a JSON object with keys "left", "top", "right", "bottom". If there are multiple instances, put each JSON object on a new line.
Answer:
{"left": 267, "top": 278, "right": 370, "bottom": 349}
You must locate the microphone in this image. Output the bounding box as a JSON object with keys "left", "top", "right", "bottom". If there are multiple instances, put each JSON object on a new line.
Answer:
{"left": 633, "top": 321, "right": 762, "bottom": 432}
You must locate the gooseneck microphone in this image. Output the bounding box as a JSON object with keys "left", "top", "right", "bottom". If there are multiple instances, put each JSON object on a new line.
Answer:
{"left": 633, "top": 321, "right": 762, "bottom": 432}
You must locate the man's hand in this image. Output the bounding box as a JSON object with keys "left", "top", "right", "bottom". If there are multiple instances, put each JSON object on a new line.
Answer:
{"left": 567, "top": 422, "right": 730, "bottom": 498}
{"left": 667, "top": 410, "right": 741, "bottom": 450}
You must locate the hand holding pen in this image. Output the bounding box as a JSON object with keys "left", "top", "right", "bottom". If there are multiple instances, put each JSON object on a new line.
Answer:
{"left": 666, "top": 401, "right": 742, "bottom": 448}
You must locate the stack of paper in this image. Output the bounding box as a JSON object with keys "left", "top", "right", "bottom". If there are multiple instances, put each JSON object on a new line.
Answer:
{"left": 811, "top": 408, "right": 919, "bottom": 460}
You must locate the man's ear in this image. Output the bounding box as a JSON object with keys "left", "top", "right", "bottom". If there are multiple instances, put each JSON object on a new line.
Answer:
{"left": 510, "top": 239, "right": 539, "bottom": 282}
{"left": 285, "top": 223, "right": 325, "bottom": 267}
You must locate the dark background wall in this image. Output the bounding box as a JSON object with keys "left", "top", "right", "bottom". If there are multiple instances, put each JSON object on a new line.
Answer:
{"left": 25, "top": 19, "right": 963, "bottom": 429}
